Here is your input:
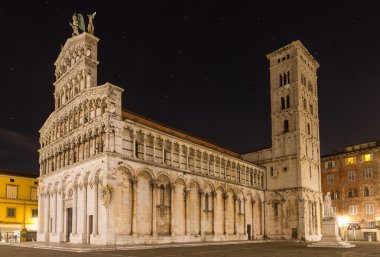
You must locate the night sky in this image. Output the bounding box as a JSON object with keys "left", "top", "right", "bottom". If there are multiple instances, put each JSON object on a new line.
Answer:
{"left": 1, "top": 1, "right": 380, "bottom": 175}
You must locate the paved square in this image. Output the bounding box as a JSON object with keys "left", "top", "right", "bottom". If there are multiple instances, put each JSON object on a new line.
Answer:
{"left": 1, "top": 241, "right": 380, "bottom": 257}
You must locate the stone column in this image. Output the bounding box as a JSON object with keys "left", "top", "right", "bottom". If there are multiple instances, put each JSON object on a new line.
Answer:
{"left": 212, "top": 191, "right": 217, "bottom": 236}
{"left": 38, "top": 193, "right": 44, "bottom": 235}
{"left": 152, "top": 138, "right": 156, "bottom": 163}
{"left": 243, "top": 198, "right": 247, "bottom": 235}
{"left": 170, "top": 183, "right": 176, "bottom": 236}
{"left": 185, "top": 189, "right": 190, "bottom": 235}
{"left": 251, "top": 199, "right": 256, "bottom": 239}
{"left": 151, "top": 180, "right": 158, "bottom": 236}
{"left": 93, "top": 182, "right": 98, "bottom": 235}
{"left": 72, "top": 186, "right": 78, "bottom": 234}
{"left": 53, "top": 190, "right": 57, "bottom": 233}
{"left": 262, "top": 201, "right": 267, "bottom": 238}
{"left": 185, "top": 147, "right": 189, "bottom": 170}
{"left": 60, "top": 191, "right": 65, "bottom": 237}
{"left": 199, "top": 189, "right": 205, "bottom": 235}
{"left": 223, "top": 192, "right": 228, "bottom": 235}
{"left": 233, "top": 195, "right": 238, "bottom": 235}
{"left": 131, "top": 177, "right": 138, "bottom": 236}
{"left": 44, "top": 192, "right": 50, "bottom": 241}
{"left": 82, "top": 183, "right": 88, "bottom": 240}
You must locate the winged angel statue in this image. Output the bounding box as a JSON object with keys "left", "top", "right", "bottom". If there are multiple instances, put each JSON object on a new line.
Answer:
{"left": 69, "top": 13, "right": 86, "bottom": 36}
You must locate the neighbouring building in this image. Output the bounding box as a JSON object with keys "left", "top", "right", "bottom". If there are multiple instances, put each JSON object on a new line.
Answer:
{"left": 0, "top": 170, "right": 39, "bottom": 242}
{"left": 321, "top": 141, "right": 380, "bottom": 241}
{"left": 37, "top": 20, "right": 322, "bottom": 245}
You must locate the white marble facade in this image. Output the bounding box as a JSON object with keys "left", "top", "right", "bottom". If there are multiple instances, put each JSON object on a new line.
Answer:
{"left": 37, "top": 32, "right": 322, "bottom": 245}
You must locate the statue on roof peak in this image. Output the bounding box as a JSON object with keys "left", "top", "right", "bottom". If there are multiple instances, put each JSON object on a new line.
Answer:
{"left": 69, "top": 13, "right": 86, "bottom": 37}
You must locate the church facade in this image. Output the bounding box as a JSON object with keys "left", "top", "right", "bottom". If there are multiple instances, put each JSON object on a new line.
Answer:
{"left": 37, "top": 28, "right": 322, "bottom": 245}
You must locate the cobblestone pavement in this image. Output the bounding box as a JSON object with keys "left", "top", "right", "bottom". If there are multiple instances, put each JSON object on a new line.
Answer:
{"left": 1, "top": 241, "right": 380, "bottom": 257}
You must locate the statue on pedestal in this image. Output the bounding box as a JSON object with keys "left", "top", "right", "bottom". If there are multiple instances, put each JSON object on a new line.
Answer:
{"left": 69, "top": 13, "right": 86, "bottom": 37}
{"left": 324, "top": 191, "right": 332, "bottom": 218}
{"left": 87, "top": 12, "right": 96, "bottom": 35}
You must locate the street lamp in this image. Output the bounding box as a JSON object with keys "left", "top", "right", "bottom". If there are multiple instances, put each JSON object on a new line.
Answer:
{"left": 337, "top": 216, "right": 348, "bottom": 241}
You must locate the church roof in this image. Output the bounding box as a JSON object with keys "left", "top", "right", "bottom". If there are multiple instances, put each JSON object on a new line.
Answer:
{"left": 122, "top": 110, "right": 241, "bottom": 158}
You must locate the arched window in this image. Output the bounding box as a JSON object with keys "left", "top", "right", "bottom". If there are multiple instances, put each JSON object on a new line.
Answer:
{"left": 348, "top": 188, "right": 353, "bottom": 198}
{"left": 284, "top": 120, "right": 289, "bottom": 133}
{"left": 303, "top": 98, "right": 307, "bottom": 109}
{"left": 250, "top": 172, "right": 253, "bottom": 185}
{"left": 160, "top": 185, "right": 165, "bottom": 206}
{"left": 281, "top": 97, "right": 285, "bottom": 109}
{"left": 283, "top": 73, "right": 287, "bottom": 86}
{"left": 287, "top": 71, "right": 290, "bottom": 84}
{"left": 205, "top": 193, "right": 209, "bottom": 211}
{"left": 273, "top": 202, "right": 279, "bottom": 216}
{"left": 307, "top": 123, "right": 311, "bottom": 135}
{"left": 279, "top": 74, "right": 283, "bottom": 87}
{"left": 364, "top": 187, "right": 370, "bottom": 197}
{"left": 286, "top": 95, "right": 290, "bottom": 108}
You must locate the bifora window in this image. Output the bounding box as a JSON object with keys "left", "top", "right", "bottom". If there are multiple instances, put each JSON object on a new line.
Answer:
{"left": 363, "top": 154, "right": 372, "bottom": 162}
{"left": 364, "top": 168, "right": 373, "bottom": 179}
{"left": 365, "top": 204, "right": 375, "bottom": 214}
{"left": 346, "top": 157, "right": 355, "bottom": 165}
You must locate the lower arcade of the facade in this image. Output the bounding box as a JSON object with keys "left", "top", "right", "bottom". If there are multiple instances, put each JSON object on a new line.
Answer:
{"left": 37, "top": 154, "right": 322, "bottom": 245}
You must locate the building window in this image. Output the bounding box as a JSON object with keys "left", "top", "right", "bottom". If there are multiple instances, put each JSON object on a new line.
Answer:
{"left": 364, "top": 168, "right": 373, "bottom": 179}
{"left": 284, "top": 120, "right": 289, "bottom": 133}
{"left": 281, "top": 97, "right": 285, "bottom": 110}
{"left": 331, "top": 206, "right": 337, "bottom": 216}
{"left": 238, "top": 199, "right": 243, "bottom": 214}
{"left": 310, "top": 104, "right": 313, "bottom": 115}
{"left": 205, "top": 193, "right": 210, "bottom": 211}
{"left": 363, "top": 154, "right": 372, "bottom": 162}
{"left": 32, "top": 209, "right": 38, "bottom": 218}
{"left": 348, "top": 188, "right": 354, "bottom": 198}
{"left": 134, "top": 141, "right": 139, "bottom": 158}
{"left": 303, "top": 98, "right": 307, "bottom": 109}
{"left": 368, "top": 221, "right": 376, "bottom": 228}
{"left": 7, "top": 208, "right": 16, "bottom": 218}
{"left": 307, "top": 123, "right": 311, "bottom": 135}
{"left": 334, "top": 191, "right": 340, "bottom": 199}
{"left": 348, "top": 170, "right": 355, "bottom": 181}
{"left": 325, "top": 161, "right": 335, "bottom": 169}
{"left": 159, "top": 185, "right": 165, "bottom": 206}
{"left": 327, "top": 174, "right": 334, "bottom": 184}
{"left": 6, "top": 185, "right": 17, "bottom": 199}
{"left": 286, "top": 95, "right": 290, "bottom": 108}
{"left": 364, "top": 187, "right": 370, "bottom": 196}
{"left": 346, "top": 157, "right": 355, "bottom": 165}
{"left": 279, "top": 74, "right": 283, "bottom": 87}
{"left": 273, "top": 202, "right": 279, "bottom": 216}
{"left": 31, "top": 188, "right": 38, "bottom": 201}
{"left": 365, "top": 204, "right": 375, "bottom": 214}
{"left": 349, "top": 205, "right": 357, "bottom": 215}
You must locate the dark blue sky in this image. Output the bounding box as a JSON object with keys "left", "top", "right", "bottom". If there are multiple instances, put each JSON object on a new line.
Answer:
{"left": 1, "top": 0, "right": 380, "bottom": 175}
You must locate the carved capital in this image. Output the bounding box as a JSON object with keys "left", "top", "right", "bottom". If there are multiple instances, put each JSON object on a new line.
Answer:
{"left": 223, "top": 192, "right": 229, "bottom": 200}
{"left": 211, "top": 191, "right": 217, "bottom": 198}
{"left": 130, "top": 177, "right": 138, "bottom": 185}
{"left": 198, "top": 189, "right": 204, "bottom": 196}
{"left": 151, "top": 180, "right": 158, "bottom": 188}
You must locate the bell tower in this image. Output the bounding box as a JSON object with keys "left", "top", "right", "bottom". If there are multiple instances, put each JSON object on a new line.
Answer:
{"left": 53, "top": 32, "right": 99, "bottom": 110}
{"left": 266, "top": 40, "right": 321, "bottom": 192}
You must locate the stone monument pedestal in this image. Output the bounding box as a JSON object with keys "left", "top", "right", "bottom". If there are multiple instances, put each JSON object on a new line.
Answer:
{"left": 308, "top": 217, "right": 355, "bottom": 248}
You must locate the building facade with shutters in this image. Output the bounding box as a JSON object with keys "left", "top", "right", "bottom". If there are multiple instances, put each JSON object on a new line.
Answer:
{"left": 321, "top": 141, "right": 380, "bottom": 241}
{"left": 37, "top": 27, "right": 322, "bottom": 245}
{"left": 0, "top": 170, "right": 38, "bottom": 242}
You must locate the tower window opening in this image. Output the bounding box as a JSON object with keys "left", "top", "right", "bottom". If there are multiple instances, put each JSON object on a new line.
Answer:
{"left": 364, "top": 187, "right": 370, "bottom": 196}
{"left": 307, "top": 123, "right": 311, "bottom": 135}
{"left": 286, "top": 95, "right": 290, "bottom": 108}
{"left": 303, "top": 98, "right": 307, "bottom": 109}
{"left": 287, "top": 71, "right": 290, "bottom": 84}
{"left": 281, "top": 97, "right": 285, "bottom": 110}
{"left": 279, "top": 74, "right": 283, "bottom": 87}
{"left": 283, "top": 73, "right": 287, "bottom": 85}
{"left": 284, "top": 120, "right": 289, "bottom": 133}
